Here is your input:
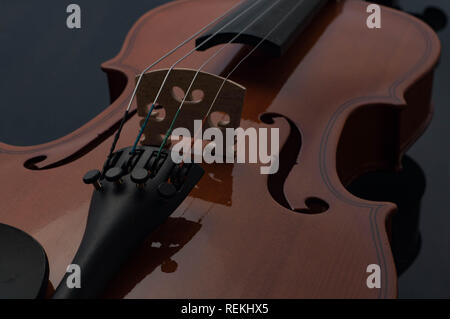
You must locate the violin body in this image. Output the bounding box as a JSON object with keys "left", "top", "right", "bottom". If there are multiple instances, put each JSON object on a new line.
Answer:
{"left": 0, "top": 0, "right": 440, "bottom": 298}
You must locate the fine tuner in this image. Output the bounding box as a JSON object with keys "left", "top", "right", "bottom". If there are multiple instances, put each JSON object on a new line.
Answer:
{"left": 83, "top": 147, "right": 183, "bottom": 192}
{"left": 54, "top": 146, "right": 204, "bottom": 298}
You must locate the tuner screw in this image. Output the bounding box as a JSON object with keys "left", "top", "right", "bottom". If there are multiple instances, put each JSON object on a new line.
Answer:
{"left": 105, "top": 167, "right": 124, "bottom": 186}
{"left": 131, "top": 168, "right": 150, "bottom": 189}
{"left": 83, "top": 169, "right": 102, "bottom": 191}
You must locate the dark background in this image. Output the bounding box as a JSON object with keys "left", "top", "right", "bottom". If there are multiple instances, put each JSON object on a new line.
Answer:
{"left": 0, "top": 1, "right": 448, "bottom": 298}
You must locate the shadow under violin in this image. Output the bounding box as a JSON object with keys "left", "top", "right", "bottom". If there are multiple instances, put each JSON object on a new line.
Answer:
{"left": 347, "top": 155, "right": 426, "bottom": 276}
{"left": 373, "top": 0, "right": 447, "bottom": 32}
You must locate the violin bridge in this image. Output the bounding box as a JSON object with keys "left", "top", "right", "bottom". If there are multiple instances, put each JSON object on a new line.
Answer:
{"left": 135, "top": 68, "right": 246, "bottom": 148}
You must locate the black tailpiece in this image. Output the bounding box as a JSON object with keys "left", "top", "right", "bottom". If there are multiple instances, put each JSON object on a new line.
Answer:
{"left": 53, "top": 146, "right": 204, "bottom": 299}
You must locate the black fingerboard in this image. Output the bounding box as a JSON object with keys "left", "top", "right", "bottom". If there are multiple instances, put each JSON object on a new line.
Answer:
{"left": 195, "top": 0, "right": 328, "bottom": 57}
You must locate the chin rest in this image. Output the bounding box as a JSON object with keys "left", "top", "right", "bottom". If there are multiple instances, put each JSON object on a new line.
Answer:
{"left": 0, "top": 223, "right": 49, "bottom": 299}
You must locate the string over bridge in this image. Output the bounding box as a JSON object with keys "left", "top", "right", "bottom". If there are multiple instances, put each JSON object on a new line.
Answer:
{"left": 135, "top": 68, "right": 246, "bottom": 147}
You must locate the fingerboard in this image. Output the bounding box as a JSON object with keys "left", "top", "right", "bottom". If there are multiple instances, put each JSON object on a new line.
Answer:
{"left": 196, "top": 0, "right": 328, "bottom": 57}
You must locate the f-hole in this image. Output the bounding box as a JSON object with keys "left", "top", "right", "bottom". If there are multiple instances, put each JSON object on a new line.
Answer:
{"left": 262, "top": 112, "right": 329, "bottom": 215}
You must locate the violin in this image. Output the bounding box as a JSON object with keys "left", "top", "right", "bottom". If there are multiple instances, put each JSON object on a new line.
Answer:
{"left": 0, "top": 0, "right": 440, "bottom": 298}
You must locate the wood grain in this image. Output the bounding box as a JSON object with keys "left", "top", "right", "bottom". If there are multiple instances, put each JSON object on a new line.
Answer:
{"left": 0, "top": 0, "right": 440, "bottom": 298}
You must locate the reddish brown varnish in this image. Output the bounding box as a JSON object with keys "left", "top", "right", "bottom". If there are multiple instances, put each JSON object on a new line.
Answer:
{"left": 0, "top": 0, "right": 440, "bottom": 298}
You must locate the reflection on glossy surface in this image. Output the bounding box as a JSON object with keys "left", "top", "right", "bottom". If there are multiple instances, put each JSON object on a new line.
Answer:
{"left": 104, "top": 217, "right": 202, "bottom": 298}
{"left": 372, "top": 0, "right": 450, "bottom": 298}
{"left": 0, "top": 0, "right": 448, "bottom": 298}
{"left": 190, "top": 163, "right": 234, "bottom": 206}
{"left": 373, "top": 0, "right": 447, "bottom": 32}
{"left": 347, "top": 156, "right": 425, "bottom": 276}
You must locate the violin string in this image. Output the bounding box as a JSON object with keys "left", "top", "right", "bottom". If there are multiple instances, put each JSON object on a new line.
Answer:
{"left": 184, "top": 0, "right": 307, "bottom": 162}
{"left": 182, "top": 0, "right": 306, "bottom": 223}
{"left": 174, "top": 0, "right": 303, "bottom": 222}
{"left": 130, "top": 0, "right": 265, "bottom": 154}
{"left": 155, "top": 0, "right": 283, "bottom": 157}
{"left": 103, "top": 0, "right": 247, "bottom": 167}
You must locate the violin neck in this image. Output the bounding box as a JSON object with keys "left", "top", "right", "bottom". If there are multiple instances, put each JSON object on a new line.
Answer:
{"left": 195, "top": 0, "right": 328, "bottom": 57}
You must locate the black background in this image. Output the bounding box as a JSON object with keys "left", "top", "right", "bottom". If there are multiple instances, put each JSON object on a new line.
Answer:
{"left": 0, "top": 1, "right": 448, "bottom": 298}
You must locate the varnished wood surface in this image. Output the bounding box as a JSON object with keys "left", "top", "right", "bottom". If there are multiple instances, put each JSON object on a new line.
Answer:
{"left": 0, "top": 0, "right": 440, "bottom": 298}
